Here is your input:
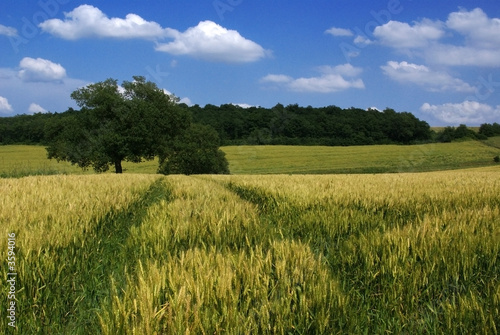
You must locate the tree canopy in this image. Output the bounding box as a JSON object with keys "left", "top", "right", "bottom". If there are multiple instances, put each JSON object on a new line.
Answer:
{"left": 187, "top": 104, "right": 433, "bottom": 146}
{"left": 44, "top": 76, "right": 228, "bottom": 174}
{"left": 158, "top": 123, "right": 229, "bottom": 175}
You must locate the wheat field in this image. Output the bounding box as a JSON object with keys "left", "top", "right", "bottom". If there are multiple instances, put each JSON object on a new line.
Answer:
{"left": 0, "top": 168, "right": 499, "bottom": 333}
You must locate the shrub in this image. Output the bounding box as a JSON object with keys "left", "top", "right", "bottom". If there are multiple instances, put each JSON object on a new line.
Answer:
{"left": 158, "top": 124, "right": 230, "bottom": 175}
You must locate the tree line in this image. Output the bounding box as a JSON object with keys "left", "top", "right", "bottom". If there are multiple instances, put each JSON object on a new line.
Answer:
{"left": 2, "top": 103, "right": 499, "bottom": 148}
{"left": 190, "top": 104, "right": 436, "bottom": 145}
{"left": 2, "top": 79, "right": 500, "bottom": 172}
{"left": 185, "top": 103, "right": 500, "bottom": 145}
{"left": 1, "top": 104, "right": 434, "bottom": 146}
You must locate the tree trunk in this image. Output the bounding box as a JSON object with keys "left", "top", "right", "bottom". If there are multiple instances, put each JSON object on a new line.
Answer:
{"left": 114, "top": 159, "right": 123, "bottom": 174}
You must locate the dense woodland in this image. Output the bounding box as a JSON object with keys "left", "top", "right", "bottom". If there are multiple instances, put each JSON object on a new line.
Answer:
{"left": 1, "top": 103, "right": 499, "bottom": 146}
{"left": 189, "top": 104, "right": 432, "bottom": 145}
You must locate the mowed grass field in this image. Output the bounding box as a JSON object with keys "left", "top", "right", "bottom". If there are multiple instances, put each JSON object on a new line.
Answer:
{"left": 483, "top": 136, "right": 500, "bottom": 149}
{"left": 0, "top": 169, "right": 499, "bottom": 333}
{"left": 223, "top": 140, "right": 500, "bottom": 174}
{"left": 0, "top": 145, "right": 159, "bottom": 177}
{"left": 1, "top": 138, "right": 500, "bottom": 176}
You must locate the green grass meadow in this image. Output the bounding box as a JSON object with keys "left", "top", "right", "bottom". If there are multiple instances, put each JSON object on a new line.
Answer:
{"left": 0, "top": 145, "right": 83, "bottom": 178}
{"left": 224, "top": 140, "right": 500, "bottom": 174}
{"left": 0, "top": 145, "right": 159, "bottom": 177}
{"left": 483, "top": 136, "right": 500, "bottom": 149}
{"left": 1, "top": 139, "right": 499, "bottom": 176}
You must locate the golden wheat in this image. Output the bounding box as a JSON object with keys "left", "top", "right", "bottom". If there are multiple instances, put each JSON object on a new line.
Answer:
{"left": 1, "top": 167, "right": 498, "bottom": 333}
{"left": 0, "top": 174, "right": 160, "bottom": 253}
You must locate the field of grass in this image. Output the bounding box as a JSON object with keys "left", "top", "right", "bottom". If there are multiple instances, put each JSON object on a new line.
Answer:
{"left": 1, "top": 139, "right": 499, "bottom": 176}
{"left": 0, "top": 145, "right": 85, "bottom": 177}
{"left": 224, "top": 140, "right": 500, "bottom": 174}
{"left": 483, "top": 136, "right": 500, "bottom": 150}
{"left": 0, "top": 169, "right": 499, "bottom": 333}
{"left": 0, "top": 145, "right": 159, "bottom": 177}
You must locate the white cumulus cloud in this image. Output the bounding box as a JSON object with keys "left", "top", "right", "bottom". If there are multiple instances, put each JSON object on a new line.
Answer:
{"left": 446, "top": 7, "right": 500, "bottom": 49}
{"left": 232, "top": 103, "right": 254, "bottom": 109}
{"left": 28, "top": 103, "right": 48, "bottom": 114}
{"left": 0, "top": 96, "right": 13, "bottom": 113}
{"left": 421, "top": 100, "right": 500, "bottom": 125}
{"left": 39, "top": 4, "right": 170, "bottom": 40}
{"left": 325, "top": 27, "right": 353, "bottom": 37}
{"left": 261, "top": 74, "right": 293, "bottom": 84}
{"left": 162, "top": 89, "right": 192, "bottom": 106}
{"left": 425, "top": 8, "right": 500, "bottom": 66}
{"left": 18, "top": 57, "right": 67, "bottom": 82}
{"left": 0, "top": 66, "right": 87, "bottom": 116}
{"left": 0, "top": 24, "right": 17, "bottom": 36}
{"left": 261, "top": 64, "right": 364, "bottom": 93}
{"left": 155, "top": 20, "right": 268, "bottom": 63}
{"left": 353, "top": 35, "right": 373, "bottom": 45}
{"left": 319, "top": 64, "right": 363, "bottom": 77}
{"left": 374, "top": 19, "right": 445, "bottom": 49}
{"left": 38, "top": 5, "right": 268, "bottom": 63}
{"left": 373, "top": 8, "right": 500, "bottom": 67}
{"left": 426, "top": 44, "right": 500, "bottom": 67}
{"left": 178, "top": 97, "right": 192, "bottom": 106}
{"left": 381, "top": 61, "right": 475, "bottom": 93}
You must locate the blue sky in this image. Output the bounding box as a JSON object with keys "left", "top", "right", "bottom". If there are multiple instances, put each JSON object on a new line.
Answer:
{"left": 1, "top": 0, "right": 499, "bottom": 125}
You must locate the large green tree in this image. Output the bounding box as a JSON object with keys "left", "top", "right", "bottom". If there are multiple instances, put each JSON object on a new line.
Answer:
{"left": 46, "top": 76, "right": 190, "bottom": 173}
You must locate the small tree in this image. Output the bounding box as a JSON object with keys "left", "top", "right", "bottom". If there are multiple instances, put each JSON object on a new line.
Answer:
{"left": 158, "top": 123, "right": 229, "bottom": 175}
{"left": 436, "top": 126, "right": 456, "bottom": 143}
